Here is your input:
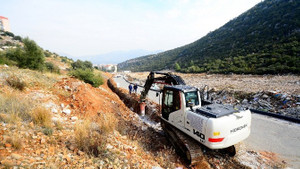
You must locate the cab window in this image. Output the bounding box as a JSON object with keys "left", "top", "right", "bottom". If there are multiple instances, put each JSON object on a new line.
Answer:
{"left": 164, "top": 90, "right": 173, "bottom": 107}
{"left": 162, "top": 89, "right": 181, "bottom": 119}
{"left": 185, "top": 91, "right": 199, "bottom": 107}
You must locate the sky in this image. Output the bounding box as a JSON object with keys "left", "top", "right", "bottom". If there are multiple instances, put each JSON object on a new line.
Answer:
{"left": 1, "top": 0, "right": 262, "bottom": 63}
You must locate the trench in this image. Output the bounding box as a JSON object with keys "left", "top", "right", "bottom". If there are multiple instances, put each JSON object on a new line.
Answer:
{"left": 107, "top": 78, "right": 161, "bottom": 122}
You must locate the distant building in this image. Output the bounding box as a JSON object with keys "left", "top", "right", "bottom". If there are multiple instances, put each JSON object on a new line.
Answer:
{"left": 0, "top": 16, "right": 11, "bottom": 32}
{"left": 0, "top": 16, "right": 10, "bottom": 32}
{"left": 97, "top": 64, "right": 118, "bottom": 72}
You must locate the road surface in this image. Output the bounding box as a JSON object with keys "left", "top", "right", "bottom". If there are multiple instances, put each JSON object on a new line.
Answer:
{"left": 113, "top": 76, "right": 300, "bottom": 168}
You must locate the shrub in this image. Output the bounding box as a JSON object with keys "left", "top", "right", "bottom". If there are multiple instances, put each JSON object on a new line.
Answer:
{"left": 61, "top": 57, "right": 68, "bottom": 63}
{"left": 44, "top": 51, "right": 52, "bottom": 57}
{"left": 6, "top": 134, "right": 23, "bottom": 150}
{"left": 6, "top": 74, "right": 27, "bottom": 91}
{"left": 74, "top": 120, "right": 106, "bottom": 156}
{"left": 4, "top": 31, "right": 14, "bottom": 37}
{"left": 0, "top": 94, "right": 32, "bottom": 123}
{"left": 0, "top": 52, "right": 16, "bottom": 66}
{"left": 5, "top": 38, "right": 45, "bottom": 70}
{"left": 71, "top": 60, "right": 93, "bottom": 70}
{"left": 13, "top": 35, "right": 22, "bottom": 41}
{"left": 97, "top": 112, "right": 117, "bottom": 134}
{"left": 21, "top": 38, "right": 45, "bottom": 70}
{"left": 69, "top": 69, "right": 103, "bottom": 87}
{"left": 45, "top": 62, "right": 60, "bottom": 74}
{"left": 43, "top": 127, "right": 53, "bottom": 136}
{"left": 30, "top": 107, "right": 52, "bottom": 128}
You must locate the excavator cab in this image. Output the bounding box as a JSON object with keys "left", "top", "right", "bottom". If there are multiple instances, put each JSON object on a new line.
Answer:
{"left": 161, "top": 85, "right": 200, "bottom": 123}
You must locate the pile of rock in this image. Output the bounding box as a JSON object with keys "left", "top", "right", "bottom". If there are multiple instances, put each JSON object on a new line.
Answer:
{"left": 210, "top": 90, "right": 300, "bottom": 119}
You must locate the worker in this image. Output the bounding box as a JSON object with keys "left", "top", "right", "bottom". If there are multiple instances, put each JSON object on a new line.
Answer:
{"left": 128, "top": 84, "right": 133, "bottom": 94}
{"left": 134, "top": 83, "right": 138, "bottom": 93}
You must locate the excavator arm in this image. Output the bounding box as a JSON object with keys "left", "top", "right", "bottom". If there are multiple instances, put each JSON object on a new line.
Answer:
{"left": 140, "top": 71, "right": 186, "bottom": 102}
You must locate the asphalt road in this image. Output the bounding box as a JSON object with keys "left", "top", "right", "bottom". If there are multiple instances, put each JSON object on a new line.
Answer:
{"left": 113, "top": 76, "right": 300, "bottom": 168}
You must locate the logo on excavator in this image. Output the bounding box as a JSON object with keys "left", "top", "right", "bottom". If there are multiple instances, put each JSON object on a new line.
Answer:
{"left": 230, "top": 124, "right": 247, "bottom": 133}
{"left": 193, "top": 129, "right": 205, "bottom": 143}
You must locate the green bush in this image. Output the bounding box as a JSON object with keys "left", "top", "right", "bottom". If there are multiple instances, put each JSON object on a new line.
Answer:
{"left": 44, "top": 51, "right": 51, "bottom": 57}
{"left": 0, "top": 52, "right": 16, "bottom": 66}
{"left": 4, "top": 31, "right": 14, "bottom": 37}
{"left": 5, "top": 37, "right": 45, "bottom": 70}
{"left": 13, "top": 36, "right": 22, "bottom": 41}
{"left": 69, "top": 69, "right": 103, "bottom": 87}
{"left": 71, "top": 60, "right": 93, "bottom": 70}
{"left": 45, "top": 62, "right": 60, "bottom": 74}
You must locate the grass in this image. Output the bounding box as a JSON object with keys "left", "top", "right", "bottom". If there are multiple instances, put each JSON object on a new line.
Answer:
{"left": 31, "top": 106, "right": 52, "bottom": 128}
{"left": 1, "top": 66, "right": 59, "bottom": 90}
{"left": 0, "top": 94, "right": 53, "bottom": 133}
{"left": 6, "top": 133, "right": 23, "bottom": 150}
{"left": 6, "top": 74, "right": 27, "bottom": 91}
{"left": 42, "top": 127, "right": 53, "bottom": 136}
{"left": 74, "top": 113, "right": 118, "bottom": 157}
{"left": 74, "top": 119, "right": 105, "bottom": 156}
{"left": 54, "top": 120, "right": 64, "bottom": 130}
{"left": 97, "top": 112, "right": 118, "bottom": 134}
{"left": 0, "top": 93, "right": 33, "bottom": 123}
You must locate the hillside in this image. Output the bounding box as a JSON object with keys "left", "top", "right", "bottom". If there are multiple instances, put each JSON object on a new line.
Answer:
{"left": 118, "top": 0, "right": 300, "bottom": 74}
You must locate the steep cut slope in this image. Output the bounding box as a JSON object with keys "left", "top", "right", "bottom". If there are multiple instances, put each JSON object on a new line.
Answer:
{"left": 118, "top": 0, "right": 300, "bottom": 74}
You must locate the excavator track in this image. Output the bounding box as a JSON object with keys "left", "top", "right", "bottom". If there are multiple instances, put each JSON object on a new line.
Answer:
{"left": 161, "top": 120, "right": 236, "bottom": 166}
{"left": 161, "top": 120, "right": 206, "bottom": 165}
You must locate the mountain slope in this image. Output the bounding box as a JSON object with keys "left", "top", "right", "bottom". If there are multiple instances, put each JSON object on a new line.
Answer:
{"left": 118, "top": 0, "right": 300, "bottom": 74}
{"left": 80, "top": 49, "right": 162, "bottom": 65}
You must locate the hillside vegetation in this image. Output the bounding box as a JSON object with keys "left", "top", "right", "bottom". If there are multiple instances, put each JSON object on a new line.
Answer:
{"left": 118, "top": 0, "right": 300, "bottom": 74}
{"left": 0, "top": 31, "right": 103, "bottom": 87}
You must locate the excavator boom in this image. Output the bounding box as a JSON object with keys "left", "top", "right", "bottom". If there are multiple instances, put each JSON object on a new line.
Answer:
{"left": 140, "top": 71, "right": 185, "bottom": 102}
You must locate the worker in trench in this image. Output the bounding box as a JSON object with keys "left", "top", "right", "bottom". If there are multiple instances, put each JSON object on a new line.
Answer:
{"left": 133, "top": 83, "right": 138, "bottom": 93}
{"left": 128, "top": 84, "right": 133, "bottom": 94}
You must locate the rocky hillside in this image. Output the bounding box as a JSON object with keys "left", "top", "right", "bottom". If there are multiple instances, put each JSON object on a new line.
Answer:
{"left": 118, "top": 0, "right": 300, "bottom": 74}
{"left": 0, "top": 66, "right": 179, "bottom": 168}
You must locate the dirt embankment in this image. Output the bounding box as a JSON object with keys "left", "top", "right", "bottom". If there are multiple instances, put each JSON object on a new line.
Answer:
{"left": 107, "top": 78, "right": 161, "bottom": 122}
{"left": 0, "top": 67, "right": 178, "bottom": 168}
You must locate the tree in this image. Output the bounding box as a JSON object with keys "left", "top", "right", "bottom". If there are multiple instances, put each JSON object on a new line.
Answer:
{"left": 71, "top": 60, "right": 93, "bottom": 70}
{"left": 174, "top": 62, "right": 181, "bottom": 71}
{"left": 21, "top": 37, "right": 45, "bottom": 70}
{"left": 5, "top": 37, "right": 45, "bottom": 70}
{"left": 45, "top": 62, "right": 60, "bottom": 74}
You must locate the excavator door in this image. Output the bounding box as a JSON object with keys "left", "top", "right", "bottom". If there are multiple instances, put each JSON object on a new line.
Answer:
{"left": 162, "top": 88, "right": 184, "bottom": 127}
